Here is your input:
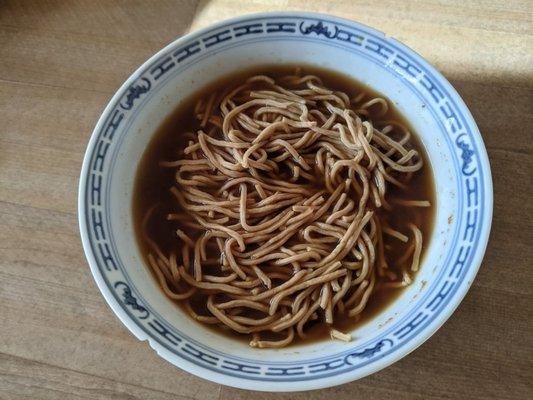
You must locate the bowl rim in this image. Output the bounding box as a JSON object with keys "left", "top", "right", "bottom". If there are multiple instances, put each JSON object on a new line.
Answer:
{"left": 78, "top": 11, "right": 493, "bottom": 392}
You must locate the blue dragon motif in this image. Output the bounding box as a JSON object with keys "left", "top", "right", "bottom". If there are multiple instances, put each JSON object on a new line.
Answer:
{"left": 343, "top": 339, "right": 394, "bottom": 365}
{"left": 114, "top": 281, "right": 149, "bottom": 319}
{"left": 456, "top": 134, "right": 476, "bottom": 176}
{"left": 120, "top": 77, "right": 151, "bottom": 110}
{"left": 299, "top": 21, "right": 338, "bottom": 38}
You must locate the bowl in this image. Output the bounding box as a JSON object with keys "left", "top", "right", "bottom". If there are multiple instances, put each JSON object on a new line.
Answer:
{"left": 78, "top": 11, "right": 492, "bottom": 392}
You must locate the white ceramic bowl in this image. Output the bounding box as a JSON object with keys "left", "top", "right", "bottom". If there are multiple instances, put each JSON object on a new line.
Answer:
{"left": 78, "top": 12, "right": 492, "bottom": 392}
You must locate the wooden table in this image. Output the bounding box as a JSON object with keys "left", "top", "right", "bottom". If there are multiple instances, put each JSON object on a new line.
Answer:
{"left": 1, "top": 1, "right": 531, "bottom": 399}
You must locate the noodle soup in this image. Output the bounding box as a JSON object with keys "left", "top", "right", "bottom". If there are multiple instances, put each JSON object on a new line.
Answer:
{"left": 134, "top": 65, "right": 435, "bottom": 348}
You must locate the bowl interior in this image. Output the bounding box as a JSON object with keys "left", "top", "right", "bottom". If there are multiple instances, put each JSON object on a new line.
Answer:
{"left": 109, "top": 40, "right": 456, "bottom": 361}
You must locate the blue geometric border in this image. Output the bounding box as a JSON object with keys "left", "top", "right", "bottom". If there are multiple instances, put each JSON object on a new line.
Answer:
{"left": 80, "top": 13, "right": 490, "bottom": 384}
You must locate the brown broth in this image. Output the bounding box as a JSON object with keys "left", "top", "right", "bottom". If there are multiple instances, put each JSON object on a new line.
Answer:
{"left": 133, "top": 64, "right": 435, "bottom": 346}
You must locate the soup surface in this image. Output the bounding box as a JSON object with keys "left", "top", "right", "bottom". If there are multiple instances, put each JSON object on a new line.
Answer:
{"left": 134, "top": 65, "right": 435, "bottom": 347}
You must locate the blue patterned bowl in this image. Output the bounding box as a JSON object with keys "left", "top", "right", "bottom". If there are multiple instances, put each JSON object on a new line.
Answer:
{"left": 78, "top": 12, "right": 492, "bottom": 391}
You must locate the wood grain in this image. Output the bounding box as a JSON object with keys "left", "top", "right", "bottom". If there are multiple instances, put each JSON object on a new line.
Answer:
{"left": 0, "top": 1, "right": 531, "bottom": 399}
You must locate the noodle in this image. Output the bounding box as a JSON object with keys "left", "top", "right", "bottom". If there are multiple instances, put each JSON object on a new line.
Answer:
{"left": 140, "top": 70, "right": 432, "bottom": 347}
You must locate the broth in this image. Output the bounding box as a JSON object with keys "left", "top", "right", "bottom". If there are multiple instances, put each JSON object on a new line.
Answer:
{"left": 133, "top": 64, "right": 435, "bottom": 346}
